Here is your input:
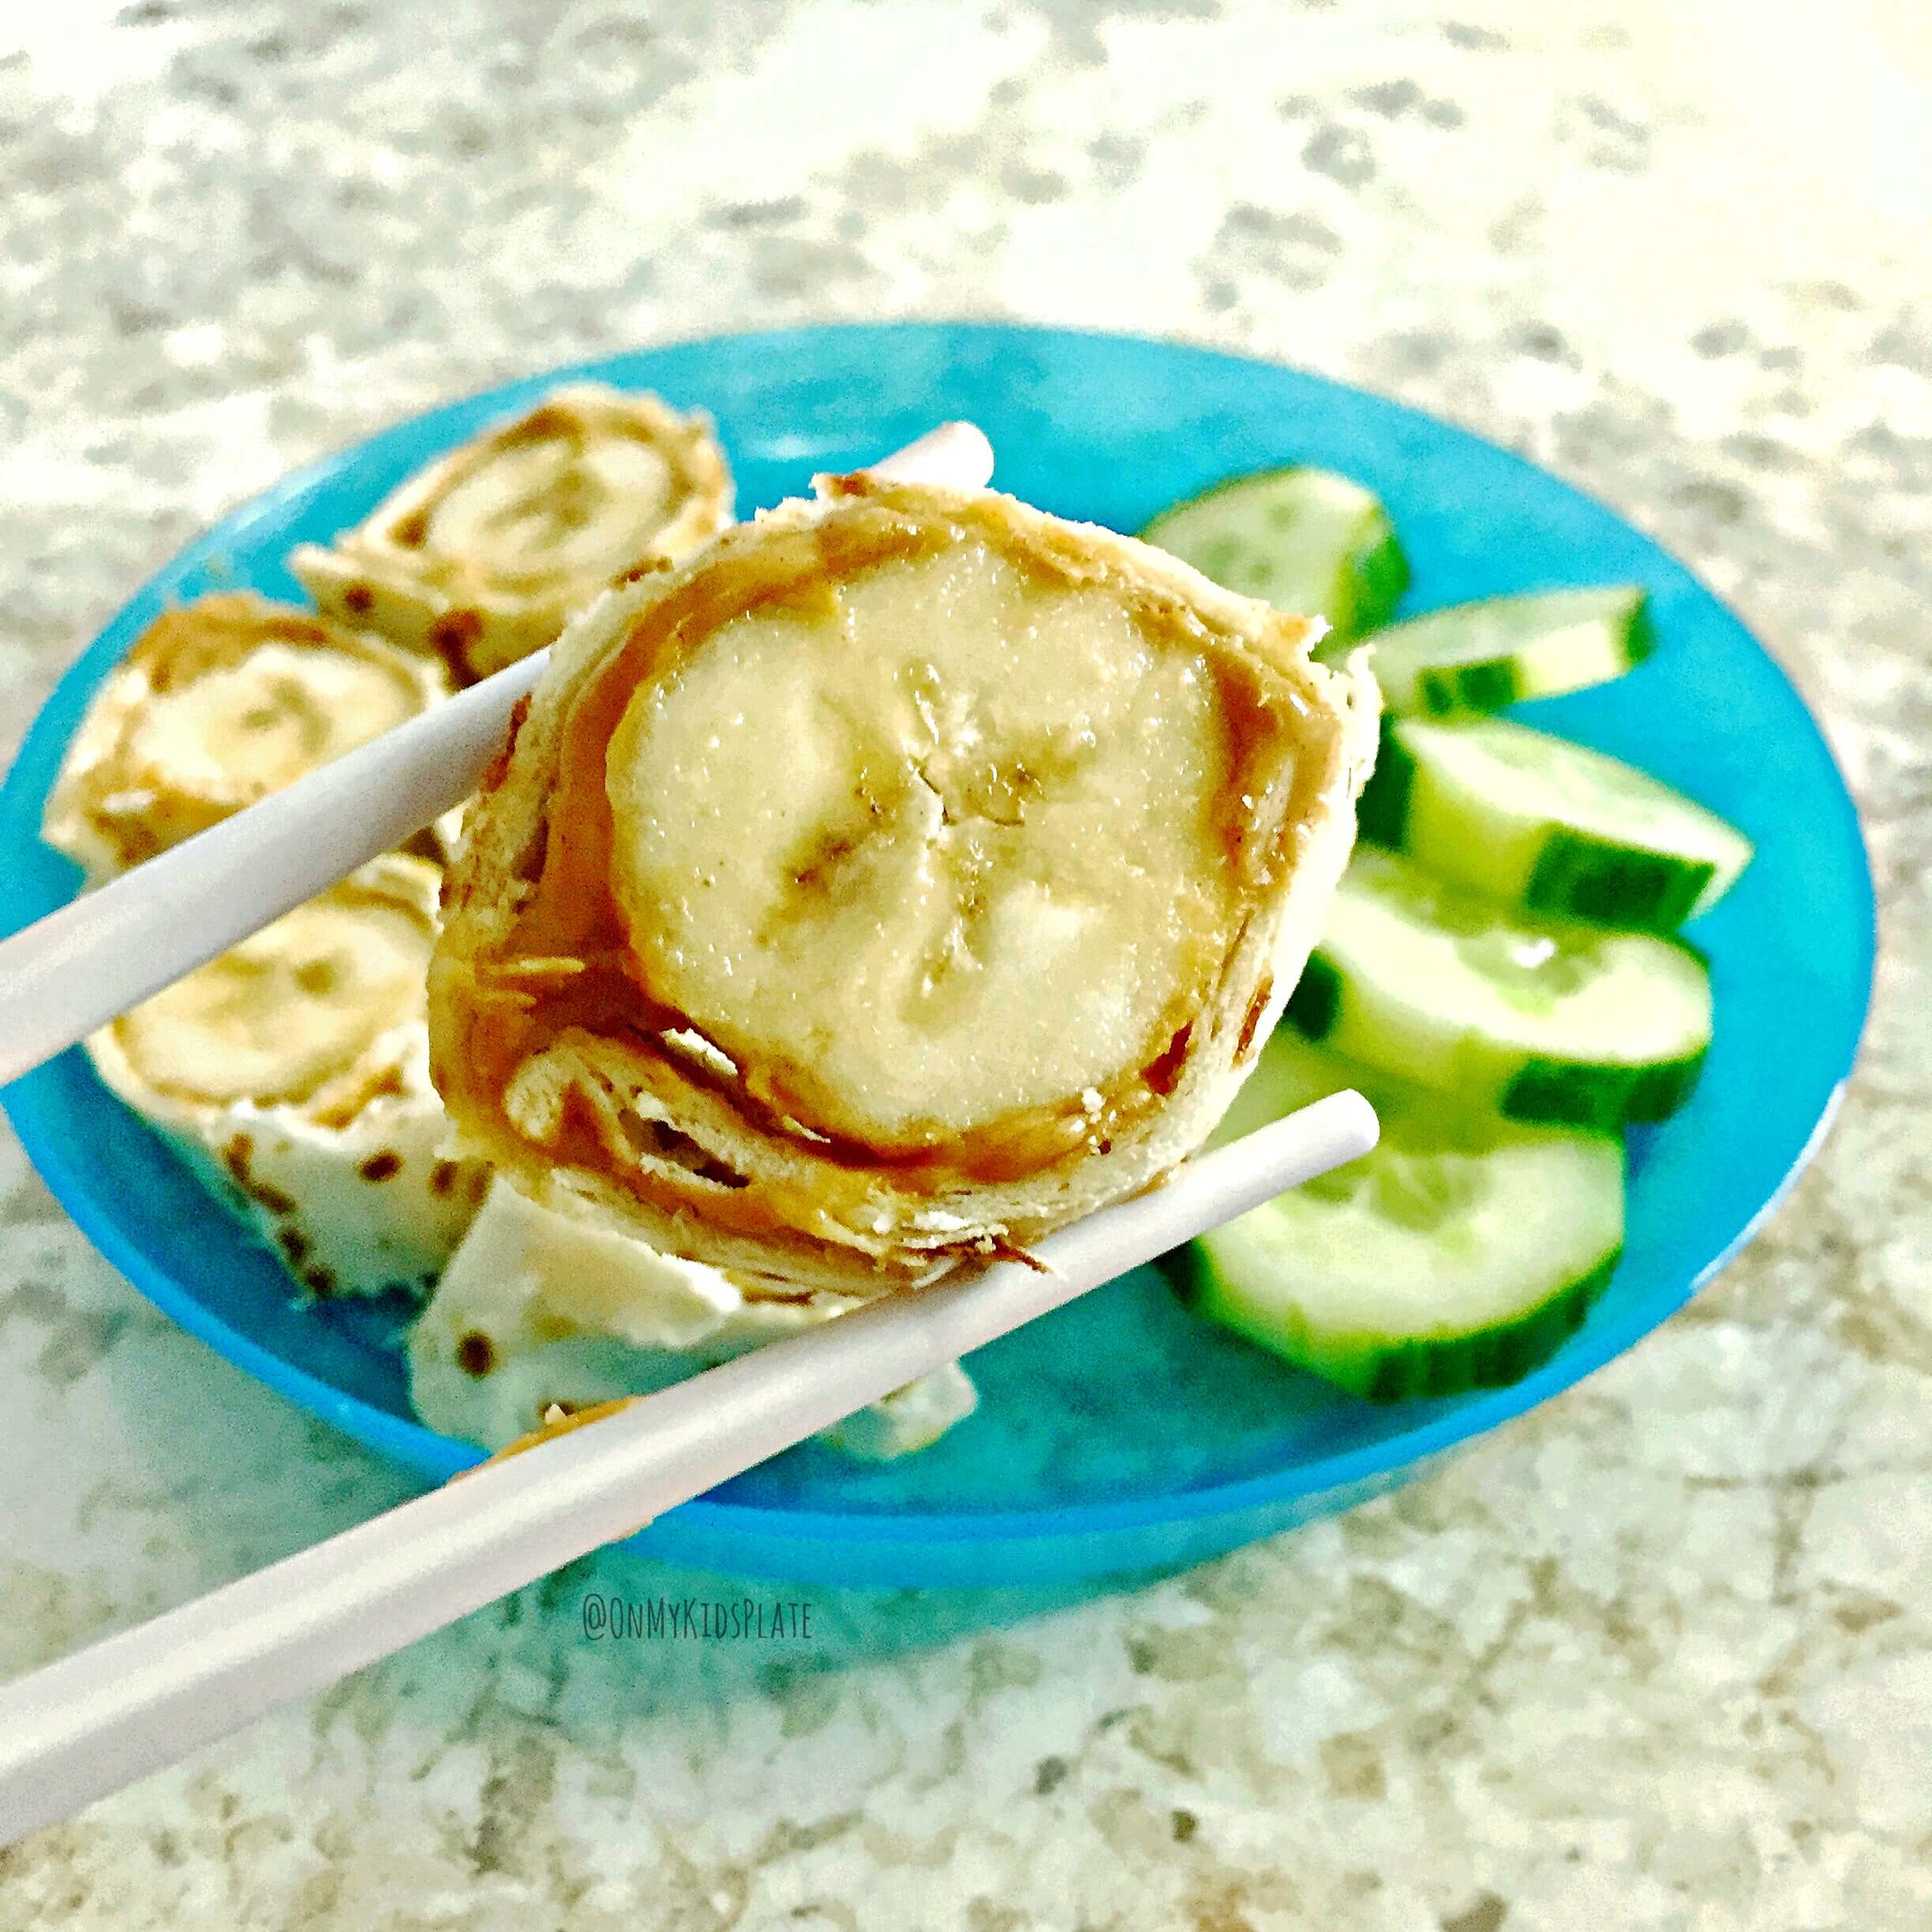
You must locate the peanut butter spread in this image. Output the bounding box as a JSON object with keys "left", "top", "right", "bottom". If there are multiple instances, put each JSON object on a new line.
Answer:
{"left": 432, "top": 482, "right": 1338, "bottom": 1252}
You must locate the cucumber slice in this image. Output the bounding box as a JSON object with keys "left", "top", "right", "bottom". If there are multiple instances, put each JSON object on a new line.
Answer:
{"left": 1358, "top": 715, "right": 1754, "bottom": 930}
{"left": 1368, "top": 587, "right": 1654, "bottom": 717}
{"left": 1286, "top": 848, "right": 1710, "bottom": 1128}
{"left": 1175, "top": 1032, "right": 1623, "bottom": 1399}
{"left": 1140, "top": 466, "right": 1409, "bottom": 639}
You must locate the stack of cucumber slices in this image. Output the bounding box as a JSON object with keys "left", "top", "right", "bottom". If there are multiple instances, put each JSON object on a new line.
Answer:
{"left": 1144, "top": 467, "right": 1754, "bottom": 1402}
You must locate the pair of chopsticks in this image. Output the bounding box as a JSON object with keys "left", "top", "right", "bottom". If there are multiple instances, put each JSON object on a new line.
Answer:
{"left": 0, "top": 423, "right": 1379, "bottom": 1844}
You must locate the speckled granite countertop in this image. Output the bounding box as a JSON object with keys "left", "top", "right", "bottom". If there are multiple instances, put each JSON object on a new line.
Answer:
{"left": 2, "top": 3, "right": 1929, "bottom": 1926}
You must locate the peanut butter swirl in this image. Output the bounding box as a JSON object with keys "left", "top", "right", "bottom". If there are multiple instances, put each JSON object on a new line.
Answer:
{"left": 430, "top": 477, "right": 1379, "bottom": 1294}
{"left": 289, "top": 385, "right": 733, "bottom": 683}
{"left": 43, "top": 592, "right": 454, "bottom": 882}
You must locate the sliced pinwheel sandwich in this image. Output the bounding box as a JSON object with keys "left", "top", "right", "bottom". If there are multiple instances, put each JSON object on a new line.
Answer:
{"left": 430, "top": 472, "right": 1379, "bottom": 1292}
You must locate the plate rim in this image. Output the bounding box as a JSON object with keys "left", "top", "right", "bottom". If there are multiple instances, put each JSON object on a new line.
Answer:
{"left": 0, "top": 318, "right": 1879, "bottom": 1562}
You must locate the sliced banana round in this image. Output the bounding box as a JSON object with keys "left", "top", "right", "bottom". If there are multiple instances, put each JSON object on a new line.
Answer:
{"left": 42, "top": 593, "right": 456, "bottom": 882}
{"left": 89, "top": 856, "right": 488, "bottom": 1299}
{"left": 431, "top": 474, "right": 1379, "bottom": 1292}
{"left": 408, "top": 1179, "right": 975, "bottom": 1458}
{"left": 288, "top": 386, "right": 734, "bottom": 684}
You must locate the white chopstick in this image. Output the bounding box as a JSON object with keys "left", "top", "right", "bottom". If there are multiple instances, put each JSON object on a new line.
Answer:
{"left": 0, "top": 1091, "right": 1376, "bottom": 1845}
{"left": 0, "top": 421, "right": 997, "bottom": 1088}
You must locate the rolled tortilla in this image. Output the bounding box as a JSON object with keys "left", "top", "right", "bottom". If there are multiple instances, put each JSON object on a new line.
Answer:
{"left": 430, "top": 474, "right": 1379, "bottom": 1292}
{"left": 43, "top": 592, "right": 457, "bottom": 882}
{"left": 88, "top": 856, "right": 488, "bottom": 1299}
{"left": 288, "top": 385, "right": 734, "bottom": 683}
{"left": 409, "top": 1180, "right": 976, "bottom": 1458}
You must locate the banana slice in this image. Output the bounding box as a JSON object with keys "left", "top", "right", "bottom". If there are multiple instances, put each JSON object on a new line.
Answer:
{"left": 430, "top": 474, "right": 1379, "bottom": 1292}
{"left": 89, "top": 856, "right": 488, "bottom": 1299}
{"left": 42, "top": 593, "right": 456, "bottom": 882}
{"left": 288, "top": 386, "right": 734, "bottom": 684}
{"left": 408, "top": 1180, "right": 975, "bottom": 1458}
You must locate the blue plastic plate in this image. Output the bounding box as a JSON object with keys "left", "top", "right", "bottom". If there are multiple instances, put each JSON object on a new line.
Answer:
{"left": 0, "top": 324, "right": 1874, "bottom": 1586}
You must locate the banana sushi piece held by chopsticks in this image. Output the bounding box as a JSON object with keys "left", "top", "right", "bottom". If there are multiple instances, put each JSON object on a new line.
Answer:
{"left": 88, "top": 855, "right": 489, "bottom": 1301}
{"left": 429, "top": 470, "right": 1381, "bottom": 1294}
{"left": 288, "top": 386, "right": 735, "bottom": 685}
{"left": 42, "top": 592, "right": 460, "bottom": 882}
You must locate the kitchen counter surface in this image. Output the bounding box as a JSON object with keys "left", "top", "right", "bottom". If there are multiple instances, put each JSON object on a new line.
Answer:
{"left": 2, "top": 3, "right": 1927, "bottom": 1926}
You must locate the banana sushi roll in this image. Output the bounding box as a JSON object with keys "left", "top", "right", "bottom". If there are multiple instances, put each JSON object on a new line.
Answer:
{"left": 410, "top": 1180, "right": 976, "bottom": 1459}
{"left": 88, "top": 856, "right": 489, "bottom": 1300}
{"left": 431, "top": 472, "right": 1380, "bottom": 1293}
{"left": 42, "top": 592, "right": 458, "bottom": 882}
{"left": 288, "top": 386, "right": 735, "bottom": 684}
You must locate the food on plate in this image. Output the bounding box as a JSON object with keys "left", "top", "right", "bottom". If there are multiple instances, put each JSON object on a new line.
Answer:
{"left": 85, "top": 856, "right": 488, "bottom": 1298}
{"left": 1362, "top": 586, "right": 1654, "bottom": 717}
{"left": 410, "top": 1181, "right": 976, "bottom": 1458}
{"left": 1170, "top": 1028, "right": 1623, "bottom": 1399}
{"left": 1142, "top": 465, "right": 1408, "bottom": 642}
{"left": 288, "top": 386, "right": 734, "bottom": 683}
{"left": 429, "top": 472, "right": 1380, "bottom": 1292}
{"left": 49, "top": 418, "right": 1754, "bottom": 1421}
{"left": 1357, "top": 713, "right": 1754, "bottom": 930}
{"left": 1286, "top": 846, "right": 1712, "bottom": 1130}
{"left": 41, "top": 592, "right": 455, "bottom": 881}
